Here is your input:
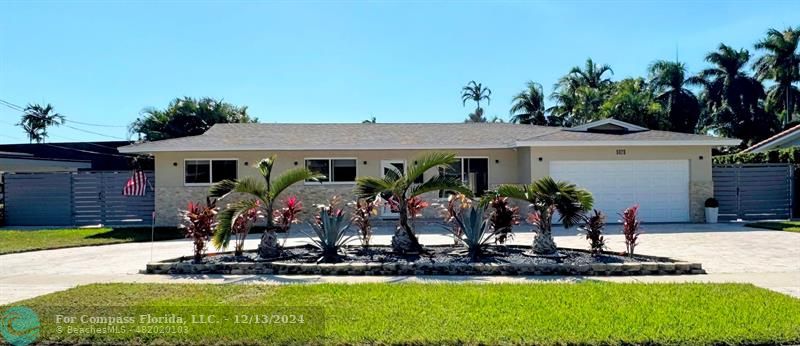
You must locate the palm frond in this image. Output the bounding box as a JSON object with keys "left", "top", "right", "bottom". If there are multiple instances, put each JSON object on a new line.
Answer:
{"left": 354, "top": 176, "right": 395, "bottom": 199}
{"left": 405, "top": 152, "right": 459, "bottom": 184}
{"left": 409, "top": 174, "right": 473, "bottom": 198}
{"left": 269, "top": 167, "right": 324, "bottom": 201}
{"left": 212, "top": 199, "right": 260, "bottom": 249}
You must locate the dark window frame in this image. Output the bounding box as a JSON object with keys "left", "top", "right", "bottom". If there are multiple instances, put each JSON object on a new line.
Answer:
{"left": 184, "top": 159, "right": 238, "bottom": 185}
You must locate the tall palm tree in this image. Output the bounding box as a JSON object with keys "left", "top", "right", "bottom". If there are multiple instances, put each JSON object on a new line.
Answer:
{"left": 210, "top": 155, "right": 325, "bottom": 258}
{"left": 549, "top": 58, "right": 614, "bottom": 126}
{"left": 355, "top": 152, "right": 472, "bottom": 253}
{"left": 495, "top": 177, "right": 593, "bottom": 255}
{"left": 648, "top": 60, "right": 701, "bottom": 133}
{"left": 753, "top": 26, "right": 800, "bottom": 126}
{"left": 461, "top": 80, "right": 492, "bottom": 109}
{"left": 691, "top": 44, "right": 778, "bottom": 146}
{"left": 509, "top": 81, "right": 547, "bottom": 125}
{"left": 17, "top": 103, "right": 65, "bottom": 143}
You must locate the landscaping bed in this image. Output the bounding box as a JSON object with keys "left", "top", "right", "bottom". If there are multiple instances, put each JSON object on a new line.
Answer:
{"left": 147, "top": 245, "right": 703, "bottom": 276}
{"left": 8, "top": 283, "right": 800, "bottom": 345}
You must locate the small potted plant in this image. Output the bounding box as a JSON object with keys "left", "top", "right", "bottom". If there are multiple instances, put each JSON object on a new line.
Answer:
{"left": 704, "top": 198, "right": 719, "bottom": 224}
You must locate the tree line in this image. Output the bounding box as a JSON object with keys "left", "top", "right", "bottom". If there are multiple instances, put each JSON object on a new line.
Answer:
{"left": 464, "top": 26, "right": 798, "bottom": 148}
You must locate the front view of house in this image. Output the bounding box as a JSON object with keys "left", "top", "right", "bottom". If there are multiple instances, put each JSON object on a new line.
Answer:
{"left": 119, "top": 119, "right": 740, "bottom": 226}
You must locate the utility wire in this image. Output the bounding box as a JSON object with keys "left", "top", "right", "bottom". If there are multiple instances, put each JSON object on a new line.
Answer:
{"left": 0, "top": 98, "right": 128, "bottom": 129}
{"left": 0, "top": 100, "right": 128, "bottom": 140}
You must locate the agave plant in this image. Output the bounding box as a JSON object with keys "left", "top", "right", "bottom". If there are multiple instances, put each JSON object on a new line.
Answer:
{"left": 439, "top": 193, "right": 473, "bottom": 245}
{"left": 210, "top": 155, "right": 325, "bottom": 258}
{"left": 179, "top": 197, "right": 218, "bottom": 263}
{"left": 496, "top": 177, "right": 593, "bottom": 255}
{"left": 307, "top": 207, "right": 354, "bottom": 262}
{"left": 452, "top": 206, "right": 494, "bottom": 260}
{"left": 355, "top": 152, "right": 472, "bottom": 254}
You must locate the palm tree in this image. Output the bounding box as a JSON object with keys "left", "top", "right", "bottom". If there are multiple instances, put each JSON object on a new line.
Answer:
{"left": 495, "top": 177, "right": 593, "bottom": 255}
{"left": 355, "top": 152, "right": 472, "bottom": 253}
{"left": 362, "top": 116, "right": 377, "bottom": 123}
{"left": 691, "top": 44, "right": 778, "bottom": 146}
{"left": 753, "top": 26, "right": 800, "bottom": 126}
{"left": 461, "top": 80, "right": 492, "bottom": 109}
{"left": 648, "top": 60, "right": 701, "bottom": 133}
{"left": 209, "top": 155, "right": 325, "bottom": 258}
{"left": 566, "top": 58, "right": 614, "bottom": 89}
{"left": 17, "top": 103, "right": 65, "bottom": 143}
{"left": 509, "top": 81, "right": 547, "bottom": 125}
{"left": 549, "top": 58, "right": 614, "bottom": 126}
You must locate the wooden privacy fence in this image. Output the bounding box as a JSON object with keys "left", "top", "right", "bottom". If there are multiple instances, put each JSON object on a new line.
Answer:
{"left": 712, "top": 164, "right": 793, "bottom": 221}
{"left": 3, "top": 171, "right": 154, "bottom": 226}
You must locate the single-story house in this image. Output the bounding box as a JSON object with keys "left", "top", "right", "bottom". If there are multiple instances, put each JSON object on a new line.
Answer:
{"left": 119, "top": 119, "right": 740, "bottom": 226}
{"left": 742, "top": 124, "right": 800, "bottom": 153}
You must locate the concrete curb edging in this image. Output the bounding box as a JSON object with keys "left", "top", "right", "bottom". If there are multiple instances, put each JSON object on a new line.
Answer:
{"left": 146, "top": 246, "right": 704, "bottom": 276}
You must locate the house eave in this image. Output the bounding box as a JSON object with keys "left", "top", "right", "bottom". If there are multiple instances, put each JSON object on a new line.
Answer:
{"left": 118, "top": 144, "right": 516, "bottom": 154}
{"left": 515, "top": 139, "right": 743, "bottom": 147}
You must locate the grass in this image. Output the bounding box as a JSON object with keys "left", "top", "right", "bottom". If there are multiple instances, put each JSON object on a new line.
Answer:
{"left": 0, "top": 227, "right": 184, "bottom": 255}
{"left": 7, "top": 282, "right": 800, "bottom": 345}
{"left": 746, "top": 221, "right": 800, "bottom": 233}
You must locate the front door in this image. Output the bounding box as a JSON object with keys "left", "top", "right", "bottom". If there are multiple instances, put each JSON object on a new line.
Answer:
{"left": 380, "top": 160, "right": 405, "bottom": 217}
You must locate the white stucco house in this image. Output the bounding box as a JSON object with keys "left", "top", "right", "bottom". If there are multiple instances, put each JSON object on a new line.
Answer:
{"left": 119, "top": 119, "right": 740, "bottom": 226}
{"left": 743, "top": 124, "right": 800, "bottom": 153}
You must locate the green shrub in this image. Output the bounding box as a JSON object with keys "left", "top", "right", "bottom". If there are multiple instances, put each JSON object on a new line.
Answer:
{"left": 713, "top": 147, "right": 799, "bottom": 164}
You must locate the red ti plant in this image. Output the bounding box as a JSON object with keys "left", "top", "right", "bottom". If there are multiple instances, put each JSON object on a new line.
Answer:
{"left": 406, "top": 196, "right": 429, "bottom": 221}
{"left": 350, "top": 198, "right": 380, "bottom": 247}
{"left": 488, "top": 196, "right": 520, "bottom": 245}
{"left": 580, "top": 209, "right": 606, "bottom": 255}
{"left": 620, "top": 204, "right": 642, "bottom": 256}
{"left": 439, "top": 193, "right": 472, "bottom": 245}
{"left": 179, "top": 197, "right": 218, "bottom": 263}
{"left": 273, "top": 196, "right": 303, "bottom": 247}
{"left": 230, "top": 200, "right": 263, "bottom": 257}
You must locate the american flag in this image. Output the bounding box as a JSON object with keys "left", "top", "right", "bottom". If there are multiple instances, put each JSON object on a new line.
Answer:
{"left": 123, "top": 170, "right": 148, "bottom": 196}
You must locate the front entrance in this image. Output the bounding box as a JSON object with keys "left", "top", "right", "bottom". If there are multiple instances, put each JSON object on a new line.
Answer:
{"left": 380, "top": 160, "right": 405, "bottom": 217}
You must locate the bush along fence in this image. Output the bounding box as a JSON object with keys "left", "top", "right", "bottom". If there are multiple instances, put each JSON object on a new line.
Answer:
{"left": 713, "top": 147, "right": 799, "bottom": 164}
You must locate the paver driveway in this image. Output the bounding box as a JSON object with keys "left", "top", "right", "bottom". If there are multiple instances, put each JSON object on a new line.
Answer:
{"left": 1, "top": 223, "right": 798, "bottom": 304}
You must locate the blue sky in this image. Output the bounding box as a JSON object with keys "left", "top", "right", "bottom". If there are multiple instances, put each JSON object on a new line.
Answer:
{"left": 0, "top": 0, "right": 798, "bottom": 143}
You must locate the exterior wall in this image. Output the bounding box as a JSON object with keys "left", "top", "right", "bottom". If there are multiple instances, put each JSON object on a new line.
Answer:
{"left": 516, "top": 147, "right": 531, "bottom": 185}
{"left": 525, "top": 146, "right": 713, "bottom": 222}
{"left": 153, "top": 149, "right": 519, "bottom": 226}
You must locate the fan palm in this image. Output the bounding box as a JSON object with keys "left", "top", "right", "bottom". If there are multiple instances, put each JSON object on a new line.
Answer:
{"left": 17, "top": 103, "right": 65, "bottom": 143}
{"left": 510, "top": 81, "right": 547, "bottom": 125}
{"left": 209, "top": 155, "right": 325, "bottom": 258}
{"left": 648, "top": 60, "right": 701, "bottom": 133}
{"left": 691, "top": 44, "right": 778, "bottom": 146}
{"left": 753, "top": 26, "right": 800, "bottom": 126}
{"left": 355, "top": 152, "right": 473, "bottom": 253}
{"left": 495, "top": 177, "right": 593, "bottom": 255}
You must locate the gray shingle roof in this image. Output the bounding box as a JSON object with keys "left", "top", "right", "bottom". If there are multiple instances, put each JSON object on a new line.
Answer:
{"left": 118, "top": 122, "right": 739, "bottom": 153}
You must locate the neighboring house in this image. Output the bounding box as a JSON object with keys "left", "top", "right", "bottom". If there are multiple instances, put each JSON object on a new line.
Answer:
{"left": 119, "top": 119, "right": 740, "bottom": 226}
{"left": 0, "top": 141, "right": 151, "bottom": 172}
{"left": 742, "top": 124, "right": 800, "bottom": 153}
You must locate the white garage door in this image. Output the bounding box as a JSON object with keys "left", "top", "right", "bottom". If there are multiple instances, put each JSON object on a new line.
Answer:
{"left": 549, "top": 160, "right": 690, "bottom": 223}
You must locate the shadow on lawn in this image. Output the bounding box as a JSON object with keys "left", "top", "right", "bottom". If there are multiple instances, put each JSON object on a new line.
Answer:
{"left": 86, "top": 227, "right": 184, "bottom": 241}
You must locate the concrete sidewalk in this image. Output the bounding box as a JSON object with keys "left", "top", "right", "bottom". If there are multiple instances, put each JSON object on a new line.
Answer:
{"left": 1, "top": 223, "right": 798, "bottom": 304}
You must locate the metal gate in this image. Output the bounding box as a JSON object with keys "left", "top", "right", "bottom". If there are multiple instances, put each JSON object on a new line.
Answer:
{"left": 712, "top": 164, "right": 793, "bottom": 221}
{"left": 3, "top": 171, "right": 154, "bottom": 226}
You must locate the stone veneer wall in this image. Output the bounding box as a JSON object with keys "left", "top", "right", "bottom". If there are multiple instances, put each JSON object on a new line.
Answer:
{"left": 690, "top": 181, "right": 713, "bottom": 223}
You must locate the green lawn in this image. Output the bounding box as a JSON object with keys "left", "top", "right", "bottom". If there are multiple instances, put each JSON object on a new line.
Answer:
{"left": 7, "top": 283, "right": 800, "bottom": 345}
{"left": 0, "top": 227, "right": 184, "bottom": 255}
{"left": 746, "top": 221, "right": 800, "bottom": 233}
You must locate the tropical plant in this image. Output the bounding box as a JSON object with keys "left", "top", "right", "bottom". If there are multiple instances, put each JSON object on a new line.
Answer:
{"left": 439, "top": 193, "right": 472, "bottom": 245}
{"left": 355, "top": 152, "right": 473, "bottom": 253}
{"left": 648, "top": 60, "right": 702, "bottom": 133}
{"left": 461, "top": 80, "right": 492, "bottom": 109}
{"left": 179, "top": 197, "right": 218, "bottom": 263}
{"left": 692, "top": 44, "right": 778, "bottom": 146}
{"left": 705, "top": 198, "right": 719, "bottom": 208}
{"left": 549, "top": 59, "right": 615, "bottom": 126}
{"left": 350, "top": 198, "right": 381, "bottom": 247}
{"left": 209, "top": 155, "right": 325, "bottom": 258}
{"left": 451, "top": 206, "right": 494, "bottom": 260}
{"left": 273, "top": 196, "right": 303, "bottom": 248}
{"left": 17, "top": 103, "right": 65, "bottom": 143}
{"left": 620, "top": 204, "right": 642, "bottom": 257}
{"left": 130, "top": 97, "right": 257, "bottom": 141}
{"left": 496, "top": 177, "right": 593, "bottom": 255}
{"left": 362, "top": 116, "right": 377, "bottom": 123}
{"left": 487, "top": 196, "right": 520, "bottom": 245}
{"left": 510, "top": 81, "right": 548, "bottom": 125}
{"left": 307, "top": 206, "right": 354, "bottom": 262}
{"left": 464, "top": 107, "right": 488, "bottom": 123}
{"left": 227, "top": 200, "right": 263, "bottom": 256}
{"left": 600, "top": 78, "right": 667, "bottom": 130}
{"left": 753, "top": 26, "right": 800, "bottom": 126}
{"left": 579, "top": 209, "right": 606, "bottom": 255}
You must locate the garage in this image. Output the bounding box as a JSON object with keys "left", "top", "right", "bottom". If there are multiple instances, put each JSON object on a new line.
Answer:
{"left": 549, "top": 160, "right": 690, "bottom": 223}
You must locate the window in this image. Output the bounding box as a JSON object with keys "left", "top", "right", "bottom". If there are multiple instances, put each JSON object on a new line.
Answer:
{"left": 439, "top": 157, "right": 489, "bottom": 197}
{"left": 184, "top": 159, "right": 237, "bottom": 184}
{"left": 305, "top": 158, "right": 357, "bottom": 183}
